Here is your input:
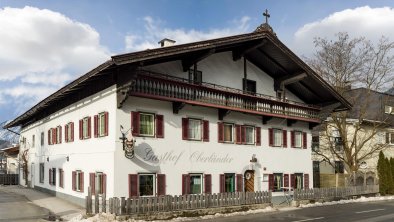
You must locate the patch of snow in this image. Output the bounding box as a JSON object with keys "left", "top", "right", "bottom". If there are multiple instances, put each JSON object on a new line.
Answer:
{"left": 299, "top": 195, "right": 394, "bottom": 208}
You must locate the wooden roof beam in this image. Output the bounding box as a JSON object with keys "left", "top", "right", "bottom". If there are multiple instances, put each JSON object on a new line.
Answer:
{"left": 182, "top": 48, "right": 215, "bottom": 72}
{"left": 232, "top": 39, "right": 267, "bottom": 61}
{"left": 274, "top": 72, "right": 307, "bottom": 91}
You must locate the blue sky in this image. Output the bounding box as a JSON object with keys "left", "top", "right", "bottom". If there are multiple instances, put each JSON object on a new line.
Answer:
{"left": 1, "top": 0, "right": 394, "bottom": 123}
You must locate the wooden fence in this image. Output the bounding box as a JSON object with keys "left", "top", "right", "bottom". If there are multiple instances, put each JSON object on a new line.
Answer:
{"left": 86, "top": 188, "right": 271, "bottom": 215}
{"left": 0, "top": 174, "right": 19, "bottom": 185}
{"left": 293, "top": 185, "right": 379, "bottom": 201}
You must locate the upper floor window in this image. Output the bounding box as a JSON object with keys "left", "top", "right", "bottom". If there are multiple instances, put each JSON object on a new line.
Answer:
{"left": 131, "top": 111, "right": 164, "bottom": 138}
{"left": 244, "top": 126, "right": 255, "bottom": 145}
{"left": 40, "top": 132, "right": 44, "bottom": 146}
{"left": 385, "top": 105, "right": 394, "bottom": 114}
{"left": 94, "top": 112, "right": 109, "bottom": 138}
{"left": 269, "top": 128, "right": 287, "bottom": 147}
{"left": 56, "top": 126, "right": 62, "bottom": 144}
{"left": 386, "top": 132, "right": 394, "bottom": 144}
{"left": 312, "top": 136, "right": 319, "bottom": 152}
{"left": 335, "top": 161, "right": 345, "bottom": 174}
{"left": 65, "top": 122, "right": 74, "bottom": 143}
{"left": 189, "top": 69, "right": 202, "bottom": 85}
{"left": 243, "top": 78, "right": 256, "bottom": 94}
{"left": 32, "top": 135, "right": 35, "bottom": 148}
{"left": 182, "top": 118, "right": 209, "bottom": 141}
{"left": 79, "top": 117, "right": 91, "bottom": 140}
{"left": 48, "top": 127, "right": 61, "bottom": 145}
{"left": 291, "top": 131, "right": 307, "bottom": 149}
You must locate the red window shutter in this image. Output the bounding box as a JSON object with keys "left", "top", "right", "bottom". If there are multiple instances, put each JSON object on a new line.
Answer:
{"left": 48, "top": 130, "right": 51, "bottom": 145}
{"left": 87, "top": 117, "right": 92, "bottom": 138}
{"left": 268, "top": 128, "right": 273, "bottom": 146}
{"left": 204, "top": 174, "right": 212, "bottom": 194}
{"left": 59, "top": 127, "right": 62, "bottom": 144}
{"left": 71, "top": 122, "right": 74, "bottom": 142}
{"left": 235, "top": 125, "right": 241, "bottom": 144}
{"left": 65, "top": 125, "right": 68, "bottom": 143}
{"left": 182, "top": 118, "right": 188, "bottom": 140}
{"left": 103, "top": 174, "right": 107, "bottom": 195}
{"left": 303, "top": 132, "right": 307, "bottom": 149}
{"left": 241, "top": 126, "right": 246, "bottom": 144}
{"left": 157, "top": 174, "right": 166, "bottom": 196}
{"left": 90, "top": 173, "right": 96, "bottom": 195}
{"left": 284, "top": 174, "right": 289, "bottom": 188}
{"left": 128, "top": 174, "right": 138, "bottom": 197}
{"left": 283, "top": 130, "right": 287, "bottom": 148}
{"left": 49, "top": 169, "right": 52, "bottom": 185}
{"left": 79, "top": 119, "right": 83, "bottom": 140}
{"left": 104, "top": 112, "right": 109, "bottom": 136}
{"left": 291, "top": 131, "right": 295, "bottom": 148}
{"left": 290, "top": 174, "right": 295, "bottom": 188}
{"left": 219, "top": 174, "right": 225, "bottom": 193}
{"left": 156, "top": 115, "right": 164, "bottom": 138}
{"left": 131, "top": 112, "right": 140, "bottom": 136}
{"left": 72, "top": 171, "right": 76, "bottom": 191}
{"left": 256, "top": 127, "right": 261, "bottom": 146}
{"left": 182, "top": 174, "right": 190, "bottom": 195}
{"left": 268, "top": 174, "right": 274, "bottom": 191}
{"left": 304, "top": 174, "right": 309, "bottom": 188}
{"left": 217, "top": 122, "right": 224, "bottom": 143}
{"left": 236, "top": 174, "right": 243, "bottom": 192}
{"left": 52, "top": 128, "right": 56, "bottom": 144}
{"left": 80, "top": 172, "right": 84, "bottom": 192}
{"left": 94, "top": 115, "right": 98, "bottom": 138}
{"left": 203, "top": 120, "right": 209, "bottom": 142}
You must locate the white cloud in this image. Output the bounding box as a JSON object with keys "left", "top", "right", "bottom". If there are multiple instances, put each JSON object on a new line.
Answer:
{"left": 125, "top": 16, "right": 251, "bottom": 52}
{"left": 0, "top": 6, "right": 111, "bottom": 119}
{"left": 292, "top": 6, "right": 394, "bottom": 57}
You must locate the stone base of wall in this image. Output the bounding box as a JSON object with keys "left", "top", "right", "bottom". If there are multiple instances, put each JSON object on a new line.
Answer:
{"left": 112, "top": 203, "right": 272, "bottom": 221}
{"left": 34, "top": 185, "right": 85, "bottom": 207}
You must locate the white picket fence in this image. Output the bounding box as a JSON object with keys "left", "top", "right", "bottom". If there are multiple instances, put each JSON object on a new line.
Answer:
{"left": 86, "top": 188, "right": 271, "bottom": 215}
{"left": 293, "top": 185, "right": 379, "bottom": 201}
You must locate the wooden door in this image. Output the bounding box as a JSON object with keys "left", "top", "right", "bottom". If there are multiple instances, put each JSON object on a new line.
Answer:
{"left": 244, "top": 170, "right": 254, "bottom": 192}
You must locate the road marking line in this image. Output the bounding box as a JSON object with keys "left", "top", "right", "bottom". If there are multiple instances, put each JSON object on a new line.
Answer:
{"left": 292, "top": 217, "right": 324, "bottom": 222}
{"left": 355, "top": 208, "right": 385, "bottom": 214}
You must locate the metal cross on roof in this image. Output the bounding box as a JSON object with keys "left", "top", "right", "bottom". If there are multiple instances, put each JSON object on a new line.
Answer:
{"left": 263, "top": 9, "right": 270, "bottom": 24}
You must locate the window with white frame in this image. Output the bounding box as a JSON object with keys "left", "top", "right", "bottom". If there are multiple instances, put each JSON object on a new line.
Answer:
{"left": 273, "top": 173, "right": 283, "bottom": 192}
{"left": 312, "top": 136, "right": 319, "bottom": 152}
{"left": 273, "top": 129, "right": 283, "bottom": 147}
{"left": 98, "top": 112, "right": 107, "bottom": 137}
{"left": 66, "top": 122, "right": 73, "bottom": 142}
{"left": 32, "top": 135, "right": 35, "bottom": 148}
{"left": 385, "top": 105, "right": 394, "bottom": 114}
{"left": 75, "top": 171, "right": 82, "bottom": 191}
{"left": 83, "top": 118, "right": 89, "bottom": 139}
{"left": 95, "top": 172, "right": 104, "bottom": 195}
{"left": 188, "top": 119, "right": 202, "bottom": 140}
{"left": 139, "top": 113, "right": 155, "bottom": 136}
{"left": 294, "top": 173, "right": 303, "bottom": 189}
{"left": 139, "top": 174, "right": 155, "bottom": 196}
{"left": 56, "top": 126, "right": 61, "bottom": 144}
{"left": 245, "top": 126, "right": 255, "bottom": 144}
{"left": 386, "top": 132, "right": 394, "bottom": 144}
{"left": 41, "top": 132, "right": 44, "bottom": 146}
{"left": 224, "top": 173, "right": 235, "bottom": 192}
{"left": 223, "top": 123, "right": 234, "bottom": 142}
{"left": 39, "top": 163, "right": 44, "bottom": 183}
{"left": 294, "top": 131, "right": 302, "bottom": 148}
{"left": 189, "top": 174, "right": 203, "bottom": 194}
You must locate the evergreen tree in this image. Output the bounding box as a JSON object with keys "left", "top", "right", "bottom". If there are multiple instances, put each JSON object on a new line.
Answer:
{"left": 377, "top": 151, "right": 387, "bottom": 195}
{"left": 385, "top": 157, "right": 394, "bottom": 194}
{"left": 390, "top": 157, "right": 394, "bottom": 185}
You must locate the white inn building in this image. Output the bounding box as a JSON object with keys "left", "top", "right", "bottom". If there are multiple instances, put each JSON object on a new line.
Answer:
{"left": 5, "top": 22, "right": 350, "bottom": 206}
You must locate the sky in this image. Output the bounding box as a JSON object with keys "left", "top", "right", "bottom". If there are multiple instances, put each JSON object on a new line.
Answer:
{"left": 1, "top": 0, "right": 394, "bottom": 123}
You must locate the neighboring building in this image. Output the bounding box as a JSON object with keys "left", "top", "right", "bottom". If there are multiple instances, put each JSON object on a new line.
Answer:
{"left": 312, "top": 88, "right": 394, "bottom": 187}
{"left": 0, "top": 145, "right": 19, "bottom": 174}
{"left": 4, "top": 21, "right": 349, "bottom": 206}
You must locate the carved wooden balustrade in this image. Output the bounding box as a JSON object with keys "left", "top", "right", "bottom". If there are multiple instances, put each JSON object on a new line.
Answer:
{"left": 130, "top": 70, "right": 322, "bottom": 123}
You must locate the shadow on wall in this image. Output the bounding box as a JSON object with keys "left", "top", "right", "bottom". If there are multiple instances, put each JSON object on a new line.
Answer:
{"left": 132, "top": 142, "right": 162, "bottom": 172}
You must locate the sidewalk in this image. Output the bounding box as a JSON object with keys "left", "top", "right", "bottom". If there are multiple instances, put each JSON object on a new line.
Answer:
{"left": 0, "top": 185, "right": 84, "bottom": 221}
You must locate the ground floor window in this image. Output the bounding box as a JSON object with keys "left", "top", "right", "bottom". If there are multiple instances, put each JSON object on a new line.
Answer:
{"left": 59, "top": 169, "right": 64, "bottom": 188}
{"left": 72, "top": 170, "right": 84, "bottom": 192}
{"left": 225, "top": 173, "right": 235, "bottom": 192}
{"left": 49, "top": 168, "right": 56, "bottom": 185}
{"left": 294, "top": 173, "right": 303, "bottom": 189}
{"left": 189, "top": 174, "right": 202, "bottom": 194}
{"left": 39, "top": 163, "right": 44, "bottom": 183}
{"left": 273, "top": 173, "right": 283, "bottom": 192}
{"left": 139, "top": 174, "right": 155, "bottom": 196}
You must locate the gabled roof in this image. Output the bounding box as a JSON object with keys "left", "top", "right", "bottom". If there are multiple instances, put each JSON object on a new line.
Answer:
{"left": 4, "top": 27, "right": 351, "bottom": 129}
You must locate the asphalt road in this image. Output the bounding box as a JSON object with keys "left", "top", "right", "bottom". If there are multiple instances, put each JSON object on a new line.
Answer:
{"left": 0, "top": 189, "right": 50, "bottom": 222}
{"left": 199, "top": 199, "right": 394, "bottom": 222}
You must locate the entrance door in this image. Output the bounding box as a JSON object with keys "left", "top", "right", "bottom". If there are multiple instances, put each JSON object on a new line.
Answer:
{"left": 244, "top": 170, "right": 255, "bottom": 192}
{"left": 30, "top": 163, "right": 34, "bottom": 188}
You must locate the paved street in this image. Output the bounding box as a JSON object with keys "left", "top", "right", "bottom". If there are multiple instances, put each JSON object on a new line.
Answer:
{"left": 199, "top": 199, "right": 394, "bottom": 222}
{"left": 0, "top": 189, "right": 50, "bottom": 222}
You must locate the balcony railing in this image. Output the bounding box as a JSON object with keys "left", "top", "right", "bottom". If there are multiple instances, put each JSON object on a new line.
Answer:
{"left": 130, "top": 70, "right": 322, "bottom": 122}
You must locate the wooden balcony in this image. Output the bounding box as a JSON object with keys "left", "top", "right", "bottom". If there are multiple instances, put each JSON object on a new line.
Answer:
{"left": 130, "top": 70, "right": 322, "bottom": 123}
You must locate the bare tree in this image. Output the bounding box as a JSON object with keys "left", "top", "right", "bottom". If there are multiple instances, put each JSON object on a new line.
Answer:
{"left": 308, "top": 32, "right": 394, "bottom": 177}
{"left": 20, "top": 149, "right": 29, "bottom": 186}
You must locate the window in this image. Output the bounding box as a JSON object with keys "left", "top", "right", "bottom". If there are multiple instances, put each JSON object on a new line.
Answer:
{"left": 312, "top": 136, "right": 319, "bottom": 152}
{"left": 273, "top": 173, "right": 283, "bottom": 192}
{"left": 273, "top": 129, "right": 283, "bottom": 147}
{"left": 183, "top": 118, "right": 208, "bottom": 141}
{"left": 39, "top": 163, "right": 44, "bottom": 183}
{"left": 294, "top": 131, "right": 302, "bottom": 148}
{"left": 243, "top": 78, "right": 256, "bottom": 94}
{"left": 223, "top": 123, "right": 234, "bottom": 142}
{"left": 79, "top": 117, "right": 91, "bottom": 140}
{"left": 335, "top": 161, "right": 344, "bottom": 174}
{"left": 41, "top": 132, "right": 44, "bottom": 146}
{"left": 188, "top": 119, "right": 201, "bottom": 140}
{"left": 245, "top": 126, "right": 255, "bottom": 144}
{"left": 386, "top": 132, "right": 394, "bottom": 144}
{"left": 56, "top": 126, "right": 62, "bottom": 144}
{"left": 189, "top": 174, "right": 203, "bottom": 194}
{"left": 294, "top": 173, "right": 303, "bottom": 189}
{"left": 139, "top": 174, "right": 155, "bottom": 196}
{"left": 73, "top": 170, "right": 84, "bottom": 192}
{"left": 189, "top": 69, "right": 202, "bottom": 84}
{"left": 59, "top": 169, "right": 64, "bottom": 188}
{"left": 131, "top": 112, "right": 164, "bottom": 138}
{"left": 65, "top": 122, "right": 74, "bottom": 143}
{"left": 225, "top": 174, "right": 235, "bottom": 192}
{"left": 99, "top": 113, "right": 106, "bottom": 136}
{"left": 385, "top": 105, "right": 393, "bottom": 114}
{"left": 49, "top": 168, "right": 56, "bottom": 186}
{"left": 32, "top": 135, "right": 35, "bottom": 148}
